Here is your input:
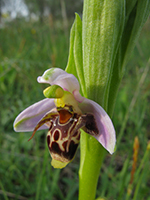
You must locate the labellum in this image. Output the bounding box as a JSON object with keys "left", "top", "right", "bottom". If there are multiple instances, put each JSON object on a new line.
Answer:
{"left": 28, "top": 105, "right": 98, "bottom": 168}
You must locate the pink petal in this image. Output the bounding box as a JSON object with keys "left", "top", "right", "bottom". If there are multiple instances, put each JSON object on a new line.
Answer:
{"left": 79, "top": 98, "right": 116, "bottom": 154}
{"left": 73, "top": 89, "right": 85, "bottom": 103}
{"left": 37, "top": 68, "right": 80, "bottom": 93}
{"left": 13, "top": 98, "right": 55, "bottom": 132}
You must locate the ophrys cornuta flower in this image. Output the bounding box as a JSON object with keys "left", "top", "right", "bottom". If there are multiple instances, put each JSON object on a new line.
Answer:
{"left": 14, "top": 68, "right": 116, "bottom": 168}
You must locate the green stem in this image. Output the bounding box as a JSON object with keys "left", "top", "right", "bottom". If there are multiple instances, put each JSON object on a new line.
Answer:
{"left": 79, "top": 132, "right": 106, "bottom": 200}
{"left": 77, "top": 1, "right": 150, "bottom": 199}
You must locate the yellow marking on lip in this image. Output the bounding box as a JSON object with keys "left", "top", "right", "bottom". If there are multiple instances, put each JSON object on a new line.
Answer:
{"left": 54, "top": 91, "right": 82, "bottom": 114}
{"left": 51, "top": 158, "right": 69, "bottom": 169}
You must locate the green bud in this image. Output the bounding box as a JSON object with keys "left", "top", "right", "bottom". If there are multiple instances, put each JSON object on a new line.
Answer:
{"left": 43, "top": 85, "right": 64, "bottom": 99}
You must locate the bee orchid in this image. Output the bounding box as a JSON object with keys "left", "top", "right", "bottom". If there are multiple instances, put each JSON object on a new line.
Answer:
{"left": 13, "top": 68, "right": 116, "bottom": 168}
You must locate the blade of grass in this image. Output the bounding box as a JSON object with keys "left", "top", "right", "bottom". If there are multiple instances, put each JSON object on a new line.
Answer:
{"left": 0, "top": 181, "right": 9, "bottom": 200}
{"left": 0, "top": 189, "right": 28, "bottom": 200}
{"left": 117, "top": 57, "right": 150, "bottom": 146}
{"left": 65, "top": 179, "right": 78, "bottom": 200}
{"left": 35, "top": 142, "right": 49, "bottom": 200}
{"left": 118, "top": 158, "right": 130, "bottom": 199}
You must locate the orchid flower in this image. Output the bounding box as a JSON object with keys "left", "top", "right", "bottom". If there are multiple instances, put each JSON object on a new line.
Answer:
{"left": 13, "top": 68, "right": 116, "bottom": 169}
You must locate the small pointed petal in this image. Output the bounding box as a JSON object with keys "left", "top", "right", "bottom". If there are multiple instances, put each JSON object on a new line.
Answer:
{"left": 79, "top": 98, "right": 116, "bottom": 154}
{"left": 28, "top": 111, "right": 58, "bottom": 141}
{"left": 37, "top": 68, "right": 80, "bottom": 93}
{"left": 13, "top": 98, "right": 55, "bottom": 132}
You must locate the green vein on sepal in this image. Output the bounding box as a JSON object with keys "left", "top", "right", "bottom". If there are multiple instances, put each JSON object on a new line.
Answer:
{"left": 14, "top": 112, "right": 44, "bottom": 131}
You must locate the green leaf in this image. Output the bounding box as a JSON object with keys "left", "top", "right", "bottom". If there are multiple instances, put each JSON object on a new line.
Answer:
{"left": 82, "top": 0, "right": 125, "bottom": 108}
{"left": 65, "top": 14, "right": 85, "bottom": 95}
{"left": 74, "top": 13, "right": 86, "bottom": 96}
{"left": 107, "top": 0, "right": 150, "bottom": 116}
{"left": 65, "top": 18, "right": 77, "bottom": 76}
{"left": 126, "top": 0, "right": 137, "bottom": 21}
{"left": 122, "top": 0, "right": 150, "bottom": 70}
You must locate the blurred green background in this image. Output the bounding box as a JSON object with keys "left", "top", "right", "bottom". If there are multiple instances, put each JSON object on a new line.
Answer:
{"left": 0, "top": 1, "right": 150, "bottom": 200}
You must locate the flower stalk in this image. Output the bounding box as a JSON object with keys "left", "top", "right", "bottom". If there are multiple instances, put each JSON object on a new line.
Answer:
{"left": 75, "top": 0, "right": 150, "bottom": 199}
{"left": 78, "top": 0, "right": 124, "bottom": 199}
